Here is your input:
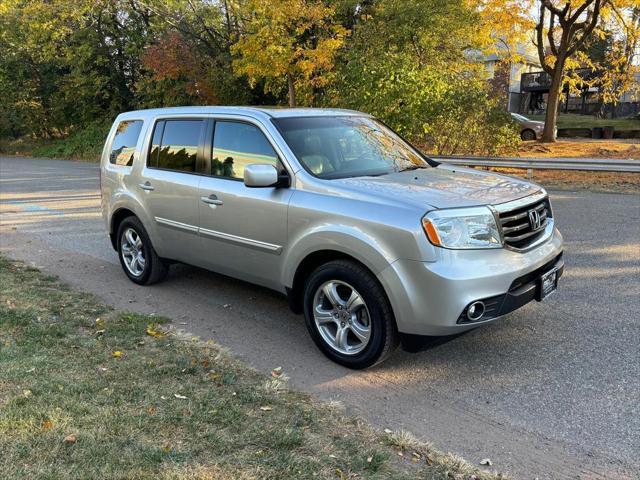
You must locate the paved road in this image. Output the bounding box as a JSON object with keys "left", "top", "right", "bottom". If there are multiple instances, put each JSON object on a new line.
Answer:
{"left": 1, "top": 156, "right": 639, "bottom": 479}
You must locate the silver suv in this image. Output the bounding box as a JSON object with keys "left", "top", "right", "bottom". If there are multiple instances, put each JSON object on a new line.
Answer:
{"left": 101, "top": 107, "right": 564, "bottom": 368}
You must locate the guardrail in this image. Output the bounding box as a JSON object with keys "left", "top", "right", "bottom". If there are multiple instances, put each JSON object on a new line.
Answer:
{"left": 431, "top": 156, "right": 640, "bottom": 173}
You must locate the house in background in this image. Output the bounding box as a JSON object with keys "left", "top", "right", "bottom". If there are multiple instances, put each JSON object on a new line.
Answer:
{"left": 476, "top": 43, "right": 542, "bottom": 112}
{"left": 520, "top": 70, "right": 639, "bottom": 117}
{"left": 476, "top": 43, "right": 639, "bottom": 118}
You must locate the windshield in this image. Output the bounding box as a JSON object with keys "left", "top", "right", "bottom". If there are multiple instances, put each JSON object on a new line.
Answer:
{"left": 272, "top": 116, "right": 429, "bottom": 179}
{"left": 511, "top": 113, "right": 529, "bottom": 122}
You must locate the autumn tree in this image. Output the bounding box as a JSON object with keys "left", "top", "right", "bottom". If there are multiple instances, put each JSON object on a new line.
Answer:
{"left": 231, "top": 0, "right": 347, "bottom": 107}
{"left": 592, "top": 4, "right": 640, "bottom": 116}
{"left": 532, "top": 0, "right": 639, "bottom": 142}
{"left": 330, "top": 0, "right": 521, "bottom": 155}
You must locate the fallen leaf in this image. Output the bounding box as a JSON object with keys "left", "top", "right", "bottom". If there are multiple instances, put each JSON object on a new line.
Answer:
{"left": 174, "top": 393, "right": 187, "bottom": 400}
{"left": 146, "top": 324, "right": 165, "bottom": 338}
{"left": 23, "top": 390, "right": 32, "bottom": 398}
{"left": 42, "top": 420, "right": 53, "bottom": 429}
{"left": 259, "top": 406, "right": 272, "bottom": 411}
{"left": 63, "top": 434, "right": 77, "bottom": 445}
{"left": 480, "top": 458, "right": 493, "bottom": 466}
{"left": 95, "top": 318, "right": 104, "bottom": 327}
{"left": 112, "top": 351, "right": 122, "bottom": 358}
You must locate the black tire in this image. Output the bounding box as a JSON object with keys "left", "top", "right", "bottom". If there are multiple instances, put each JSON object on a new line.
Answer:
{"left": 116, "top": 216, "right": 169, "bottom": 285}
{"left": 521, "top": 129, "right": 537, "bottom": 141}
{"left": 303, "top": 260, "right": 398, "bottom": 369}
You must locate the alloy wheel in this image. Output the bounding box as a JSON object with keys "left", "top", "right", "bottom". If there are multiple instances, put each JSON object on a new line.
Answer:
{"left": 312, "top": 280, "right": 371, "bottom": 355}
{"left": 120, "top": 227, "right": 146, "bottom": 277}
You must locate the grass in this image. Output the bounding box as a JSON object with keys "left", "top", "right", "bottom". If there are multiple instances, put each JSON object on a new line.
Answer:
{"left": 528, "top": 113, "right": 639, "bottom": 130}
{"left": 0, "top": 256, "right": 506, "bottom": 480}
{"left": 0, "top": 121, "right": 109, "bottom": 161}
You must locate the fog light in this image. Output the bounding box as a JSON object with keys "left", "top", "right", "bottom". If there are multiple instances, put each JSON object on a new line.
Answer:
{"left": 467, "top": 301, "right": 485, "bottom": 321}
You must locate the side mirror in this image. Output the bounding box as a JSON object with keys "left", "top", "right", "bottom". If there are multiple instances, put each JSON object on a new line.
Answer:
{"left": 244, "top": 164, "right": 283, "bottom": 188}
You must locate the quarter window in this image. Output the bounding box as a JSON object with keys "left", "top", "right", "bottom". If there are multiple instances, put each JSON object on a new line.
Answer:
{"left": 212, "top": 122, "right": 279, "bottom": 179}
{"left": 150, "top": 120, "right": 203, "bottom": 173}
{"left": 110, "top": 120, "right": 143, "bottom": 166}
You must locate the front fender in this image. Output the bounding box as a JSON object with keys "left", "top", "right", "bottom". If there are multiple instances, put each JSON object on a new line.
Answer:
{"left": 281, "top": 224, "right": 398, "bottom": 288}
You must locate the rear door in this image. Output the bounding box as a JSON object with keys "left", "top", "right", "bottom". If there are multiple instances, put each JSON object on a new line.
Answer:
{"left": 139, "top": 118, "right": 205, "bottom": 264}
{"left": 197, "top": 118, "right": 293, "bottom": 290}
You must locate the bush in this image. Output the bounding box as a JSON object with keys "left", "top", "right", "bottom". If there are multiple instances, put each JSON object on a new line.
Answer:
{"left": 32, "top": 121, "right": 111, "bottom": 161}
{"left": 330, "top": 53, "right": 520, "bottom": 156}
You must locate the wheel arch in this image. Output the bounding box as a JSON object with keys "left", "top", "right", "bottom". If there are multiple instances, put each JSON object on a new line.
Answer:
{"left": 286, "top": 248, "right": 393, "bottom": 315}
{"left": 109, "top": 207, "right": 137, "bottom": 250}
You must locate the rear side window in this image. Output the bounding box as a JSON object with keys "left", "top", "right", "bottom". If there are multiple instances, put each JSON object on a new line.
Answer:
{"left": 110, "top": 120, "right": 143, "bottom": 166}
{"left": 148, "top": 119, "right": 203, "bottom": 173}
{"left": 212, "top": 122, "right": 278, "bottom": 179}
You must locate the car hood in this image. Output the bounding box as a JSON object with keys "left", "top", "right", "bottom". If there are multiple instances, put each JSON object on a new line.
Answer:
{"left": 330, "top": 165, "right": 541, "bottom": 210}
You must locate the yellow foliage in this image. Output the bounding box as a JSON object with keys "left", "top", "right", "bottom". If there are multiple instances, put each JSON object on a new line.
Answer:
{"left": 231, "top": 0, "right": 347, "bottom": 105}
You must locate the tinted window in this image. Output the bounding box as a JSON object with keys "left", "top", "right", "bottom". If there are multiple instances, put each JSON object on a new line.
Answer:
{"left": 156, "top": 120, "right": 202, "bottom": 172}
{"left": 110, "top": 120, "right": 143, "bottom": 166}
{"left": 212, "top": 122, "right": 278, "bottom": 179}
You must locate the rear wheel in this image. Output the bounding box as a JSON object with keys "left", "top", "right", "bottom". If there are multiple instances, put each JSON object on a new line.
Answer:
{"left": 116, "top": 216, "right": 168, "bottom": 285}
{"left": 520, "top": 129, "right": 537, "bottom": 141}
{"left": 303, "top": 260, "right": 398, "bottom": 369}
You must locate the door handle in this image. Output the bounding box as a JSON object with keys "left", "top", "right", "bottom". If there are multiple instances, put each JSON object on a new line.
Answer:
{"left": 138, "top": 182, "right": 154, "bottom": 191}
{"left": 201, "top": 194, "right": 223, "bottom": 206}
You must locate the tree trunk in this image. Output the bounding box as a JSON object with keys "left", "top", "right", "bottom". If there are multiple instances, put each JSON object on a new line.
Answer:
{"left": 542, "top": 64, "right": 564, "bottom": 143}
{"left": 287, "top": 72, "right": 296, "bottom": 108}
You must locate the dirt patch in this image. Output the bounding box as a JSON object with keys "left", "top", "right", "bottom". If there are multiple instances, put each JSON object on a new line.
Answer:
{"left": 519, "top": 139, "right": 640, "bottom": 159}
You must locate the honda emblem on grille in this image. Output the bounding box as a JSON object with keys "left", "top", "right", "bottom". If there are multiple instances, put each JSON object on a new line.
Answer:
{"left": 528, "top": 209, "right": 542, "bottom": 230}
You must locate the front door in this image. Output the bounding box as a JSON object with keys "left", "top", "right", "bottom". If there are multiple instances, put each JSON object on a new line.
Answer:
{"left": 197, "top": 120, "right": 292, "bottom": 290}
{"left": 139, "top": 118, "right": 205, "bottom": 264}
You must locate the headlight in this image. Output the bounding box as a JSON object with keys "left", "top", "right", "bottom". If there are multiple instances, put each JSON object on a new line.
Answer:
{"left": 422, "top": 207, "right": 502, "bottom": 249}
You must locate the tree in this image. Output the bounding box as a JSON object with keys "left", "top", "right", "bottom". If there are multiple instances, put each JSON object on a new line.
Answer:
{"left": 592, "top": 4, "right": 640, "bottom": 116}
{"left": 329, "top": 0, "right": 521, "bottom": 155}
{"left": 531, "top": 0, "right": 640, "bottom": 142}
{"left": 231, "top": 0, "right": 347, "bottom": 107}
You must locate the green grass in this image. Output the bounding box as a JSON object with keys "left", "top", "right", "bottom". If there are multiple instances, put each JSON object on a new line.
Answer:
{"left": 528, "top": 113, "right": 640, "bottom": 130}
{"left": 0, "top": 121, "right": 109, "bottom": 161}
{"left": 0, "top": 256, "right": 507, "bottom": 480}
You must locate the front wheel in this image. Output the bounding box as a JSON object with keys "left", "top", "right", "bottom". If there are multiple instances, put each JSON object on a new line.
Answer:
{"left": 520, "top": 128, "right": 537, "bottom": 141}
{"left": 303, "top": 260, "right": 398, "bottom": 369}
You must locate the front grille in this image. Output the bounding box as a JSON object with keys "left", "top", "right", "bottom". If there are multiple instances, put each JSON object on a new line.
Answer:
{"left": 498, "top": 196, "right": 551, "bottom": 250}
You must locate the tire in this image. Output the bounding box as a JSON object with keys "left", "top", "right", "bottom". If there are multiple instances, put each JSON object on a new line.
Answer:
{"left": 521, "top": 129, "right": 537, "bottom": 141}
{"left": 303, "top": 260, "right": 398, "bottom": 369}
{"left": 116, "top": 216, "right": 169, "bottom": 285}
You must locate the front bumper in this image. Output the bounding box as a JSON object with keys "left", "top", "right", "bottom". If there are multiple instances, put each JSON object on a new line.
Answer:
{"left": 378, "top": 227, "right": 564, "bottom": 335}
